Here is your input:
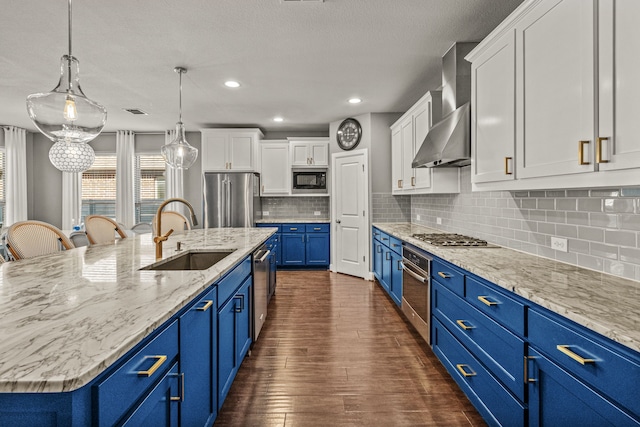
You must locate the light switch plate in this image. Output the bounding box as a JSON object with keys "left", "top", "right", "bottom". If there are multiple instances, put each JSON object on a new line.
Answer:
{"left": 263, "top": 211, "right": 269, "bottom": 216}
{"left": 436, "top": 217, "right": 442, "bottom": 225}
{"left": 551, "top": 236, "right": 568, "bottom": 252}
{"left": 416, "top": 214, "right": 421, "bottom": 221}
{"left": 314, "top": 211, "right": 321, "bottom": 216}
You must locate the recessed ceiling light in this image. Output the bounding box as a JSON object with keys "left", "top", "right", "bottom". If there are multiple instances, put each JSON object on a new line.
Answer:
{"left": 224, "top": 80, "right": 241, "bottom": 88}
{"left": 348, "top": 98, "right": 362, "bottom": 104}
{"left": 273, "top": 117, "right": 284, "bottom": 122}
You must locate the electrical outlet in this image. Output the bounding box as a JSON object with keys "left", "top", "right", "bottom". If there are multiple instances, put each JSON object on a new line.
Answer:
{"left": 551, "top": 236, "right": 568, "bottom": 252}
{"left": 263, "top": 211, "right": 269, "bottom": 216}
{"left": 436, "top": 217, "right": 442, "bottom": 225}
{"left": 314, "top": 211, "right": 321, "bottom": 216}
{"left": 416, "top": 214, "right": 421, "bottom": 221}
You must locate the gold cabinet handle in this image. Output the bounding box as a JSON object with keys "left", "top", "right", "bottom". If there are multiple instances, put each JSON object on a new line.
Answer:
{"left": 478, "top": 296, "right": 498, "bottom": 307}
{"left": 398, "top": 179, "right": 403, "bottom": 189}
{"left": 170, "top": 372, "right": 185, "bottom": 402}
{"left": 557, "top": 345, "right": 595, "bottom": 365}
{"left": 524, "top": 355, "right": 537, "bottom": 383}
{"left": 596, "top": 137, "right": 609, "bottom": 163}
{"left": 456, "top": 319, "right": 475, "bottom": 331}
{"left": 197, "top": 300, "right": 213, "bottom": 312}
{"left": 411, "top": 176, "right": 416, "bottom": 186}
{"left": 578, "top": 140, "right": 590, "bottom": 165}
{"left": 137, "top": 355, "right": 167, "bottom": 377}
{"left": 456, "top": 364, "right": 476, "bottom": 377}
{"left": 438, "top": 272, "right": 451, "bottom": 279}
{"left": 504, "top": 157, "right": 513, "bottom": 175}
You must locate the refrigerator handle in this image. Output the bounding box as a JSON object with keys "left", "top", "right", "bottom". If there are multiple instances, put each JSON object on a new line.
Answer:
{"left": 226, "top": 179, "right": 232, "bottom": 227}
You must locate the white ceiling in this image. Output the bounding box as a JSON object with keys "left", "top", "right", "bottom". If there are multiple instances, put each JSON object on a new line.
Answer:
{"left": 0, "top": 0, "right": 523, "bottom": 135}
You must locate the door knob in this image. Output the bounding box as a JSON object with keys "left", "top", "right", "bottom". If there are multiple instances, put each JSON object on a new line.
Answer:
{"left": 336, "top": 220, "right": 341, "bottom": 224}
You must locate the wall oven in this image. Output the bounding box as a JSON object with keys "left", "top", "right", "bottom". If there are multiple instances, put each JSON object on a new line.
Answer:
{"left": 292, "top": 169, "right": 327, "bottom": 194}
{"left": 401, "top": 244, "right": 432, "bottom": 344}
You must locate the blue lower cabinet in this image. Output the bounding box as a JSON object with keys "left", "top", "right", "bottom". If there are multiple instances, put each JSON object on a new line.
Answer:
{"left": 218, "top": 276, "right": 253, "bottom": 408}
{"left": 380, "top": 248, "right": 391, "bottom": 292}
{"left": 179, "top": 288, "right": 217, "bottom": 426}
{"left": 120, "top": 363, "right": 180, "bottom": 427}
{"left": 306, "top": 233, "right": 329, "bottom": 265}
{"left": 527, "top": 347, "right": 639, "bottom": 427}
{"left": 432, "top": 318, "right": 525, "bottom": 427}
{"left": 372, "top": 237, "right": 383, "bottom": 281}
{"left": 389, "top": 250, "right": 403, "bottom": 306}
{"left": 281, "top": 233, "right": 306, "bottom": 265}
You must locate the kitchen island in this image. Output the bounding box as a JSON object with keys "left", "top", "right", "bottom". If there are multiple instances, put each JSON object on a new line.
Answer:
{"left": 0, "top": 227, "right": 274, "bottom": 426}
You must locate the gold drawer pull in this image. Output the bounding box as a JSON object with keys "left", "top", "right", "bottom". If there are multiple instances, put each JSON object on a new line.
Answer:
{"left": 398, "top": 179, "right": 403, "bottom": 189}
{"left": 411, "top": 176, "right": 416, "bottom": 187}
{"left": 504, "top": 157, "right": 513, "bottom": 175}
{"left": 456, "top": 320, "right": 475, "bottom": 331}
{"left": 578, "top": 140, "right": 590, "bottom": 165}
{"left": 170, "top": 372, "right": 185, "bottom": 402}
{"left": 138, "top": 355, "right": 167, "bottom": 377}
{"left": 478, "top": 296, "right": 498, "bottom": 306}
{"left": 197, "top": 300, "right": 213, "bottom": 311}
{"left": 314, "top": 227, "right": 322, "bottom": 231}
{"left": 456, "top": 364, "right": 476, "bottom": 377}
{"left": 596, "top": 137, "right": 609, "bottom": 163}
{"left": 438, "top": 272, "right": 451, "bottom": 279}
{"left": 557, "top": 345, "right": 595, "bottom": 365}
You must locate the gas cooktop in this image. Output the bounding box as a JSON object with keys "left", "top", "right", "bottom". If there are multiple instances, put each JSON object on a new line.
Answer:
{"left": 411, "top": 233, "right": 497, "bottom": 247}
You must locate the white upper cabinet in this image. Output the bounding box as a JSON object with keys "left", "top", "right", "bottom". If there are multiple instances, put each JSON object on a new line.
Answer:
{"left": 200, "top": 128, "right": 263, "bottom": 172}
{"left": 260, "top": 141, "right": 290, "bottom": 196}
{"left": 391, "top": 91, "right": 459, "bottom": 195}
{"left": 467, "top": 0, "right": 640, "bottom": 191}
{"left": 289, "top": 139, "right": 329, "bottom": 167}
{"left": 597, "top": 0, "right": 640, "bottom": 172}
{"left": 470, "top": 29, "right": 516, "bottom": 184}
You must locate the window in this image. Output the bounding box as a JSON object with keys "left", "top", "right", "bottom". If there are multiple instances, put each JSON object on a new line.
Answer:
{"left": 82, "top": 155, "right": 117, "bottom": 219}
{"left": 135, "top": 154, "right": 165, "bottom": 224}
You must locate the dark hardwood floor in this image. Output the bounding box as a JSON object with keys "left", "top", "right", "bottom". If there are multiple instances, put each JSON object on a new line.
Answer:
{"left": 214, "top": 271, "right": 486, "bottom": 427}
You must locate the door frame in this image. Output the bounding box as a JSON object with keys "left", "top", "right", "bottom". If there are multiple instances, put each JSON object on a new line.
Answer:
{"left": 330, "top": 148, "right": 370, "bottom": 279}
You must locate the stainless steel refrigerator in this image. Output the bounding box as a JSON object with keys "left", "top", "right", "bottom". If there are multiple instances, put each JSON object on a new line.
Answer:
{"left": 203, "top": 172, "right": 262, "bottom": 228}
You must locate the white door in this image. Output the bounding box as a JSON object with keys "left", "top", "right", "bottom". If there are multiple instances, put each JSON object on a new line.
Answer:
{"left": 332, "top": 149, "right": 368, "bottom": 279}
{"left": 401, "top": 118, "right": 414, "bottom": 191}
{"left": 260, "top": 143, "right": 290, "bottom": 195}
{"left": 391, "top": 127, "right": 403, "bottom": 193}
{"left": 310, "top": 143, "right": 329, "bottom": 166}
{"left": 412, "top": 101, "right": 432, "bottom": 190}
{"left": 228, "top": 134, "right": 254, "bottom": 170}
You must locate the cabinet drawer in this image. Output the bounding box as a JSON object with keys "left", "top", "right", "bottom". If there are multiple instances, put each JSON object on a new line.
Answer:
{"left": 305, "top": 223, "right": 329, "bottom": 233}
{"left": 432, "top": 317, "right": 525, "bottom": 427}
{"left": 466, "top": 275, "right": 525, "bottom": 336}
{"left": 388, "top": 236, "right": 402, "bottom": 255}
{"left": 432, "top": 280, "right": 525, "bottom": 401}
{"left": 217, "top": 256, "right": 252, "bottom": 308}
{"left": 282, "top": 224, "right": 305, "bottom": 233}
{"left": 529, "top": 308, "right": 640, "bottom": 416}
{"left": 95, "top": 320, "right": 179, "bottom": 427}
{"left": 432, "top": 258, "right": 465, "bottom": 297}
{"left": 372, "top": 228, "right": 383, "bottom": 241}
{"left": 378, "top": 231, "right": 390, "bottom": 245}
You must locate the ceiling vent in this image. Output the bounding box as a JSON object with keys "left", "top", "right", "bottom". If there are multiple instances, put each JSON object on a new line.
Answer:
{"left": 124, "top": 108, "right": 148, "bottom": 115}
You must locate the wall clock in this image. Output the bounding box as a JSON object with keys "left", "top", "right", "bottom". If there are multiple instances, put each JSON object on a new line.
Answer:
{"left": 336, "top": 118, "right": 362, "bottom": 150}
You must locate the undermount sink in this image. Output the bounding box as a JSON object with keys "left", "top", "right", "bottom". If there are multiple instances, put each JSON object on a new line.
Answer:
{"left": 140, "top": 249, "right": 235, "bottom": 271}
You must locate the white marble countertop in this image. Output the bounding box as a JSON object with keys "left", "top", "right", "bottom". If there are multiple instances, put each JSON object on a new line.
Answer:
{"left": 255, "top": 218, "right": 330, "bottom": 224}
{"left": 0, "top": 227, "right": 275, "bottom": 393}
{"left": 373, "top": 223, "right": 640, "bottom": 353}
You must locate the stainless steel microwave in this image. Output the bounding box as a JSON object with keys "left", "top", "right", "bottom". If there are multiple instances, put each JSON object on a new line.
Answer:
{"left": 292, "top": 169, "right": 327, "bottom": 194}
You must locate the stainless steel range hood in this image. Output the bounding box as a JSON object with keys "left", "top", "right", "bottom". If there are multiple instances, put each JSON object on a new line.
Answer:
{"left": 412, "top": 42, "right": 477, "bottom": 168}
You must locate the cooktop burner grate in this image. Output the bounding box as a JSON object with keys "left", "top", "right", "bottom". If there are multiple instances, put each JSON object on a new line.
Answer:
{"left": 411, "top": 233, "right": 492, "bottom": 247}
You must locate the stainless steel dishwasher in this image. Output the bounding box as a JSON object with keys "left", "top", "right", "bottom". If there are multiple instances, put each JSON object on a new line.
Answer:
{"left": 252, "top": 245, "right": 270, "bottom": 341}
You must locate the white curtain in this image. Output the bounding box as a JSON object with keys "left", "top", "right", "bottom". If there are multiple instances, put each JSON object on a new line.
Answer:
{"left": 4, "top": 126, "right": 28, "bottom": 226}
{"left": 116, "top": 130, "right": 136, "bottom": 228}
{"left": 62, "top": 172, "right": 82, "bottom": 230}
{"left": 164, "top": 129, "right": 185, "bottom": 215}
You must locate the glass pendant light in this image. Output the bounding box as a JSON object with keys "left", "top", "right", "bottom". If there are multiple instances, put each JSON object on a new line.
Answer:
{"left": 26, "top": 0, "right": 107, "bottom": 145}
{"left": 161, "top": 67, "right": 198, "bottom": 170}
{"left": 49, "top": 140, "right": 96, "bottom": 173}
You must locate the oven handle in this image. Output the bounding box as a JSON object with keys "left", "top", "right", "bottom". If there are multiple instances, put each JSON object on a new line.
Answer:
{"left": 401, "top": 260, "right": 428, "bottom": 284}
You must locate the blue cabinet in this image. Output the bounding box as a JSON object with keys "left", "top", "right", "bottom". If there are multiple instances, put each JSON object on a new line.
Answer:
{"left": 179, "top": 288, "right": 217, "bottom": 426}
{"left": 256, "top": 224, "right": 282, "bottom": 266}
{"left": 218, "top": 276, "right": 253, "bottom": 408}
{"left": 259, "top": 223, "right": 330, "bottom": 268}
{"left": 372, "top": 227, "right": 402, "bottom": 307}
{"left": 120, "top": 363, "right": 180, "bottom": 427}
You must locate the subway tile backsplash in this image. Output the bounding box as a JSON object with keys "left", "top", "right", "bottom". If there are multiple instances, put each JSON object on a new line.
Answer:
{"left": 374, "top": 167, "right": 640, "bottom": 281}
{"left": 261, "top": 197, "right": 329, "bottom": 219}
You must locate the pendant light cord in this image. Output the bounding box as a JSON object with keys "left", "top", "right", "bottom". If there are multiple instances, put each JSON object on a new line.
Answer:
{"left": 178, "top": 69, "right": 183, "bottom": 123}
{"left": 67, "top": 0, "right": 73, "bottom": 90}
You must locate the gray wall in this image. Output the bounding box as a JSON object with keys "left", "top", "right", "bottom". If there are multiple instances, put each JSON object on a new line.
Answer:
{"left": 408, "top": 166, "right": 640, "bottom": 281}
